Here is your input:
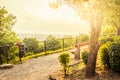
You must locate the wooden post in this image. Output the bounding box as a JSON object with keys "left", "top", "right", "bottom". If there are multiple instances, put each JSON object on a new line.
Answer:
{"left": 62, "top": 38, "right": 64, "bottom": 51}
{"left": 4, "top": 46, "right": 8, "bottom": 64}
{"left": 19, "top": 45, "right": 22, "bottom": 62}
{"left": 0, "top": 56, "right": 2, "bottom": 64}
{"left": 44, "top": 41, "right": 47, "bottom": 54}
{"left": 76, "top": 36, "right": 78, "bottom": 44}
{"left": 19, "top": 44, "right": 25, "bottom": 63}
{"left": 0, "top": 46, "right": 3, "bottom": 64}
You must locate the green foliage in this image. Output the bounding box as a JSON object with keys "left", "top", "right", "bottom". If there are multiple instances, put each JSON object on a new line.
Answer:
{"left": 64, "top": 36, "right": 75, "bottom": 48}
{"left": 100, "top": 37, "right": 120, "bottom": 73}
{"left": 24, "top": 52, "right": 34, "bottom": 57}
{"left": 8, "top": 46, "right": 19, "bottom": 63}
{"left": 82, "top": 50, "right": 89, "bottom": 65}
{"left": 46, "top": 35, "right": 61, "bottom": 51}
{"left": 77, "top": 34, "right": 89, "bottom": 43}
{"left": 109, "top": 44, "right": 120, "bottom": 72}
{"left": 0, "top": 7, "right": 17, "bottom": 46}
{"left": 0, "top": 7, "right": 18, "bottom": 64}
{"left": 23, "top": 38, "right": 43, "bottom": 53}
{"left": 99, "top": 25, "right": 116, "bottom": 43}
{"left": 58, "top": 52, "right": 70, "bottom": 76}
{"left": 113, "top": 36, "right": 120, "bottom": 44}
{"left": 38, "top": 43, "right": 44, "bottom": 52}
{"left": 104, "top": 0, "right": 120, "bottom": 29}
{"left": 99, "top": 43, "right": 111, "bottom": 68}
{"left": 0, "top": 46, "right": 19, "bottom": 64}
{"left": 59, "top": 52, "right": 70, "bottom": 65}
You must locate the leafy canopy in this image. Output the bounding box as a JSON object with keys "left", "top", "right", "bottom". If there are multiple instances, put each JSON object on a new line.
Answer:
{"left": 0, "top": 7, "right": 17, "bottom": 46}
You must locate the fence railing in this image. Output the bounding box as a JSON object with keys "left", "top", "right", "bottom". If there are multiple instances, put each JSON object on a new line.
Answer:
{"left": 0, "top": 37, "right": 79, "bottom": 64}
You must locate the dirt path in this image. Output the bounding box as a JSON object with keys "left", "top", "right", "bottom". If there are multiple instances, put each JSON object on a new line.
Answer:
{"left": 0, "top": 52, "right": 74, "bottom": 80}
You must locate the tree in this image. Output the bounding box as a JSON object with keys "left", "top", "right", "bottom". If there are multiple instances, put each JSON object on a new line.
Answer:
{"left": 46, "top": 35, "right": 61, "bottom": 51}
{"left": 103, "top": 0, "right": 120, "bottom": 36}
{"left": 23, "top": 38, "right": 42, "bottom": 53}
{"left": 50, "top": 0, "right": 119, "bottom": 78}
{"left": 0, "top": 7, "right": 18, "bottom": 64}
{"left": 0, "top": 7, "right": 17, "bottom": 46}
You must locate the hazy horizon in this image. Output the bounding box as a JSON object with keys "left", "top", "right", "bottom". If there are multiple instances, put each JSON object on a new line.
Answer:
{"left": 1, "top": 0, "right": 90, "bottom": 35}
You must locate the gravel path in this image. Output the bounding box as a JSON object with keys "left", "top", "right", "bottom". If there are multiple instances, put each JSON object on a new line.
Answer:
{"left": 0, "top": 52, "right": 74, "bottom": 80}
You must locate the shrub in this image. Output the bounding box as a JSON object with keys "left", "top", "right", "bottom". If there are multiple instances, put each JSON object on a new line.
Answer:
{"left": 100, "top": 38, "right": 120, "bottom": 73}
{"left": 46, "top": 35, "right": 61, "bottom": 51}
{"left": 58, "top": 52, "right": 70, "bottom": 76}
{"left": 99, "top": 43, "right": 111, "bottom": 68}
{"left": 109, "top": 44, "right": 120, "bottom": 72}
{"left": 0, "top": 46, "right": 19, "bottom": 64}
{"left": 82, "top": 50, "right": 89, "bottom": 65}
{"left": 100, "top": 37, "right": 114, "bottom": 44}
{"left": 23, "top": 38, "right": 42, "bottom": 53}
{"left": 64, "top": 38, "right": 74, "bottom": 48}
{"left": 8, "top": 46, "right": 19, "bottom": 63}
{"left": 38, "top": 43, "right": 44, "bottom": 52}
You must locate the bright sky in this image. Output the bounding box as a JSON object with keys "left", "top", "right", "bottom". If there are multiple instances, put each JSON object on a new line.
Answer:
{"left": 1, "top": 0, "right": 89, "bottom": 35}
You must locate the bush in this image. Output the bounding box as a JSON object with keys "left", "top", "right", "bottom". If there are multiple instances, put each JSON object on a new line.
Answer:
{"left": 99, "top": 43, "right": 111, "bottom": 68}
{"left": 46, "top": 35, "right": 61, "bottom": 51}
{"left": 100, "top": 37, "right": 120, "bottom": 73}
{"left": 0, "top": 46, "right": 19, "bottom": 64}
{"left": 100, "top": 37, "right": 114, "bottom": 44}
{"left": 23, "top": 38, "right": 42, "bottom": 53}
{"left": 82, "top": 50, "right": 89, "bottom": 65}
{"left": 8, "top": 46, "right": 19, "bottom": 63}
{"left": 109, "top": 44, "right": 120, "bottom": 72}
{"left": 64, "top": 38, "right": 75, "bottom": 48}
{"left": 38, "top": 43, "right": 44, "bottom": 52}
{"left": 58, "top": 52, "right": 70, "bottom": 76}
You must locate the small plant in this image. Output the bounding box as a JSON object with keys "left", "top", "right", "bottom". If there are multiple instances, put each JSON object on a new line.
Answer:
{"left": 58, "top": 52, "right": 70, "bottom": 77}
{"left": 82, "top": 50, "right": 89, "bottom": 65}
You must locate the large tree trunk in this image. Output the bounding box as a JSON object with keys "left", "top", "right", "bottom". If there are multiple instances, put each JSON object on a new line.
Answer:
{"left": 85, "top": 14, "right": 103, "bottom": 78}
{"left": 117, "top": 26, "right": 120, "bottom": 36}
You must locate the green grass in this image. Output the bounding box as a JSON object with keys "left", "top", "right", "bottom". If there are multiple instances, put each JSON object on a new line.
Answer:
{"left": 0, "top": 46, "right": 74, "bottom": 64}
{"left": 21, "top": 46, "right": 74, "bottom": 62}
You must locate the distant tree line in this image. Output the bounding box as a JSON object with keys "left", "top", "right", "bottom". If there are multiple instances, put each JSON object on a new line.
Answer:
{"left": 23, "top": 34, "right": 89, "bottom": 53}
